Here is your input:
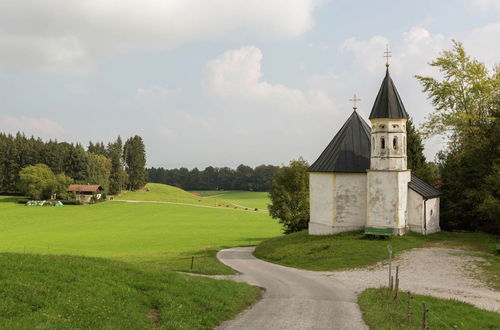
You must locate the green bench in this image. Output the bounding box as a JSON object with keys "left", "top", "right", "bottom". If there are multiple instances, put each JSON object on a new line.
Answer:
{"left": 364, "top": 227, "right": 393, "bottom": 238}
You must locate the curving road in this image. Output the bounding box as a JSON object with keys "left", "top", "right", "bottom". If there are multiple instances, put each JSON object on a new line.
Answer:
{"left": 216, "top": 247, "right": 368, "bottom": 330}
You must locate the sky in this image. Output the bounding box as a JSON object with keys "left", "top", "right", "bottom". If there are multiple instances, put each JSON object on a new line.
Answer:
{"left": 1, "top": 0, "right": 499, "bottom": 168}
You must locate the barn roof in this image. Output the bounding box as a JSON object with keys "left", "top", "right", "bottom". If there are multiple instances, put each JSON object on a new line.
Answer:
{"left": 369, "top": 68, "right": 409, "bottom": 120}
{"left": 308, "top": 111, "right": 371, "bottom": 173}
{"left": 408, "top": 174, "right": 441, "bottom": 199}
{"left": 67, "top": 184, "right": 103, "bottom": 193}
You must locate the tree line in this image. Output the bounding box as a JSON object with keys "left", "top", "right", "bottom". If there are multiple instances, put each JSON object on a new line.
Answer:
{"left": 0, "top": 133, "right": 147, "bottom": 198}
{"left": 148, "top": 164, "right": 280, "bottom": 191}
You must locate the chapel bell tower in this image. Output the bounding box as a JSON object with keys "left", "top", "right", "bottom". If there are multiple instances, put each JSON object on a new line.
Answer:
{"left": 366, "top": 51, "right": 411, "bottom": 235}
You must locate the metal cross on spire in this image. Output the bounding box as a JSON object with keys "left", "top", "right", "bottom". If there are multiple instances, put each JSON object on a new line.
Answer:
{"left": 349, "top": 93, "right": 361, "bottom": 111}
{"left": 384, "top": 44, "right": 392, "bottom": 67}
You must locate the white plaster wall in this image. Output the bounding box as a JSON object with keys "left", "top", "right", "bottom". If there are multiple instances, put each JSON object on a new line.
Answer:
{"left": 366, "top": 170, "right": 410, "bottom": 234}
{"left": 309, "top": 173, "right": 335, "bottom": 235}
{"left": 425, "top": 197, "right": 440, "bottom": 234}
{"left": 397, "top": 171, "right": 411, "bottom": 229}
{"left": 335, "top": 173, "right": 367, "bottom": 230}
{"left": 370, "top": 118, "right": 408, "bottom": 171}
{"left": 407, "top": 188, "right": 423, "bottom": 233}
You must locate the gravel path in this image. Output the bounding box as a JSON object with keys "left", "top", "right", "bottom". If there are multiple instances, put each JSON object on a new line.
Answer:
{"left": 328, "top": 248, "right": 500, "bottom": 313}
{"left": 216, "top": 247, "right": 368, "bottom": 330}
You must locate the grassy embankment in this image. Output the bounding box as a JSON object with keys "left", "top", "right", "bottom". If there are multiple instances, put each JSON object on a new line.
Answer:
{"left": 254, "top": 230, "right": 500, "bottom": 290}
{"left": 358, "top": 288, "right": 500, "bottom": 329}
{"left": 118, "top": 183, "right": 269, "bottom": 211}
{"left": 0, "top": 253, "right": 260, "bottom": 329}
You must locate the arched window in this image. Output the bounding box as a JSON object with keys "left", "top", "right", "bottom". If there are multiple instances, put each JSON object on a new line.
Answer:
{"left": 372, "top": 137, "right": 375, "bottom": 151}
{"left": 393, "top": 136, "right": 398, "bottom": 149}
{"left": 404, "top": 136, "right": 406, "bottom": 153}
{"left": 381, "top": 137, "right": 385, "bottom": 149}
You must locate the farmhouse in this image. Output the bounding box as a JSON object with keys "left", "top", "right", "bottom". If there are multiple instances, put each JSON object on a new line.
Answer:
{"left": 308, "top": 65, "right": 440, "bottom": 236}
{"left": 67, "top": 184, "right": 104, "bottom": 203}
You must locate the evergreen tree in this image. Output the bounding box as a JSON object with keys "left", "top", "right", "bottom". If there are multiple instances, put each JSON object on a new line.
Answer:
{"left": 108, "top": 136, "right": 126, "bottom": 195}
{"left": 123, "top": 135, "right": 147, "bottom": 190}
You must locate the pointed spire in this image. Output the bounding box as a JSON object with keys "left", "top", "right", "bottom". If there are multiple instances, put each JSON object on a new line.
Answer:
{"left": 369, "top": 67, "right": 409, "bottom": 119}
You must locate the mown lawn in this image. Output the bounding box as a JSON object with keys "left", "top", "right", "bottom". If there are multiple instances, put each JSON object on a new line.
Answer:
{"left": 0, "top": 253, "right": 261, "bottom": 329}
{"left": 254, "top": 230, "right": 500, "bottom": 288}
{"left": 358, "top": 288, "right": 500, "bottom": 329}
{"left": 0, "top": 195, "right": 281, "bottom": 274}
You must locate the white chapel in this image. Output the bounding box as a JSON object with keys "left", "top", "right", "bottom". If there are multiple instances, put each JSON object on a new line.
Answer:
{"left": 308, "top": 65, "right": 440, "bottom": 236}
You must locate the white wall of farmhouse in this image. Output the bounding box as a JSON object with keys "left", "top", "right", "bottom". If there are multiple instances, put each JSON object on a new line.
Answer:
{"left": 366, "top": 170, "right": 410, "bottom": 235}
{"left": 309, "top": 172, "right": 367, "bottom": 235}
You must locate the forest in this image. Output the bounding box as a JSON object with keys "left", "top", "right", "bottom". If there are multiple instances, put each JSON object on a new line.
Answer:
{"left": 0, "top": 133, "right": 146, "bottom": 197}
{"left": 147, "top": 164, "right": 280, "bottom": 191}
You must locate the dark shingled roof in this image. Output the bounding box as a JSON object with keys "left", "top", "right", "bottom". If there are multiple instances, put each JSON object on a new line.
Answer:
{"left": 409, "top": 174, "right": 441, "bottom": 199}
{"left": 308, "top": 111, "right": 371, "bottom": 173}
{"left": 369, "top": 68, "right": 409, "bottom": 120}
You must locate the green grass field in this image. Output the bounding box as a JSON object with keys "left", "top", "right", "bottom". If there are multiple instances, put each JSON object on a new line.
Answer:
{"left": 117, "top": 183, "right": 270, "bottom": 211}
{"left": 0, "top": 191, "right": 280, "bottom": 274}
{"left": 254, "top": 230, "right": 500, "bottom": 289}
{"left": 191, "top": 190, "right": 270, "bottom": 210}
{"left": 117, "top": 183, "right": 212, "bottom": 205}
{"left": 0, "top": 253, "right": 261, "bottom": 329}
{"left": 358, "top": 288, "right": 500, "bottom": 329}
{"left": 0, "top": 185, "right": 277, "bottom": 328}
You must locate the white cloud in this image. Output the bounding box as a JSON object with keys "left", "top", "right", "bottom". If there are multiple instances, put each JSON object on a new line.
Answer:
{"left": 1, "top": 115, "right": 62, "bottom": 135}
{"left": 0, "top": 0, "right": 320, "bottom": 72}
{"left": 340, "top": 28, "right": 446, "bottom": 75}
{"left": 203, "top": 46, "right": 335, "bottom": 113}
{"left": 340, "top": 35, "right": 390, "bottom": 73}
{"left": 471, "top": 0, "right": 500, "bottom": 11}
{"left": 135, "top": 85, "right": 177, "bottom": 101}
{"left": 463, "top": 23, "right": 500, "bottom": 67}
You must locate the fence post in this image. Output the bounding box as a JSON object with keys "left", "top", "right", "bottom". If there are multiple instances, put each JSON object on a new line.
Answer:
{"left": 387, "top": 245, "right": 392, "bottom": 288}
{"left": 390, "top": 275, "right": 394, "bottom": 291}
{"left": 407, "top": 292, "right": 413, "bottom": 325}
{"left": 190, "top": 256, "right": 194, "bottom": 270}
{"left": 394, "top": 266, "right": 400, "bottom": 300}
{"left": 421, "top": 302, "right": 428, "bottom": 330}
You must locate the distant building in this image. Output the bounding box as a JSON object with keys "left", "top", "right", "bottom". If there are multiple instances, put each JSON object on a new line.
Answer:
{"left": 67, "top": 184, "right": 104, "bottom": 203}
{"left": 308, "top": 66, "right": 440, "bottom": 236}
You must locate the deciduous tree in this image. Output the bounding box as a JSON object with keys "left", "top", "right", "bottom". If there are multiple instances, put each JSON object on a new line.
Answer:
{"left": 268, "top": 158, "right": 310, "bottom": 234}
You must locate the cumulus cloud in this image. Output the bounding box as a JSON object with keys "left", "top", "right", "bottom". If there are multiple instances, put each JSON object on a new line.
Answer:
{"left": 0, "top": 0, "right": 320, "bottom": 72}
{"left": 1, "top": 115, "right": 62, "bottom": 135}
{"left": 203, "top": 46, "right": 335, "bottom": 113}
